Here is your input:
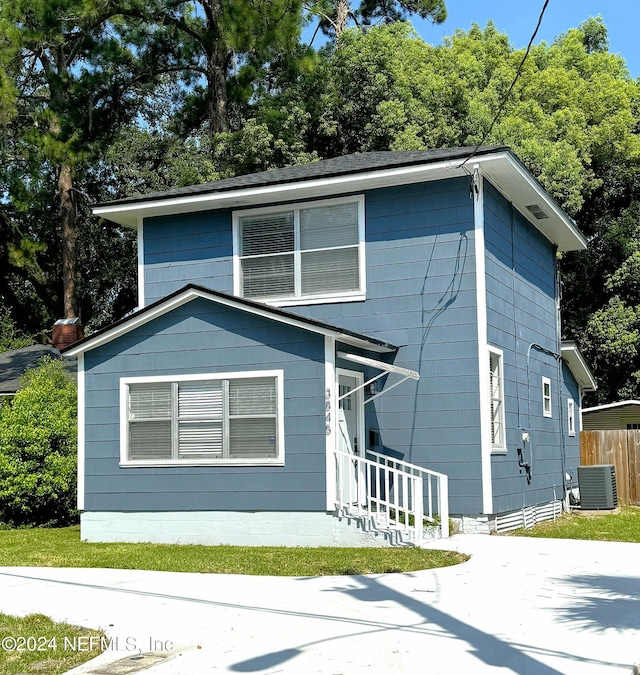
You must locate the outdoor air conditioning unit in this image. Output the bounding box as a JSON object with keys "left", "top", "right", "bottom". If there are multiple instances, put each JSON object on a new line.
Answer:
{"left": 577, "top": 465, "right": 618, "bottom": 510}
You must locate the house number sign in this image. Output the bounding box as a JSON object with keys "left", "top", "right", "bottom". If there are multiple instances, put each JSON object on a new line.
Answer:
{"left": 325, "top": 388, "right": 332, "bottom": 435}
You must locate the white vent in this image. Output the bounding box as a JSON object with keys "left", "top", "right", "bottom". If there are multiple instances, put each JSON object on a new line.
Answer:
{"left": 526, "top": 204, "right": 549, "bottom": 220}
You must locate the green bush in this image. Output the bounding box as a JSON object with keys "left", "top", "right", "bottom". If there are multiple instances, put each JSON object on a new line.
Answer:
{"left": 0, "top": 357, "right": 77, "bottom": 526}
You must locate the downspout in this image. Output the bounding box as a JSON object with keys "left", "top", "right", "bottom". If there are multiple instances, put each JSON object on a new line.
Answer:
{"left": 555, "top": 251, "right": 569, "bottom": 507}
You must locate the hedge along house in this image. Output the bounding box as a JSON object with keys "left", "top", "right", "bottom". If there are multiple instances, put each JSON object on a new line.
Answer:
{"left": 64, "top": 147, "right": 596, "bottom": 545}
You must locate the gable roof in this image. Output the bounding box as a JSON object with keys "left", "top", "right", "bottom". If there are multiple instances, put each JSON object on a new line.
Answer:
{"left": 62, "top": 284, "right": 397, "bottom": 357}
{"left": 0, "top": 345, "right": 62, "bottom": 395}
{"left": 94, "top": 147, "right": 586, "bottom": 252}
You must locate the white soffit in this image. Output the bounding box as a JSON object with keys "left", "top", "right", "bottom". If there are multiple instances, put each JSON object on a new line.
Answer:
{"left": 94, "top": 151, "right": 586, "bottom": 252}
{"left": 561, "top": 342, "right": 597, "bottom": 392}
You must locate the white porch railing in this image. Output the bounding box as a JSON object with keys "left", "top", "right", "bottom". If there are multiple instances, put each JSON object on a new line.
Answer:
{"left": 334, "top": 448, "right": 449, "bottom": 545}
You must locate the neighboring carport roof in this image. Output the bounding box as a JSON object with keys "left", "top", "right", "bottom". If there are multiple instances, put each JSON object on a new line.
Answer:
{"left": 62, "top": 284, "right": 398, "bottom": 357}
{"left": 0, "top": 345, "right": 63, "bottom": 395}
{"left": 582, "top": 400, "right": 640, "bottom": 413}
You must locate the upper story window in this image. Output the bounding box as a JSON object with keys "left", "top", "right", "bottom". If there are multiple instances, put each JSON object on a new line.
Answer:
{"left": 233, "top": 196, "right": 365, "bottom": 306}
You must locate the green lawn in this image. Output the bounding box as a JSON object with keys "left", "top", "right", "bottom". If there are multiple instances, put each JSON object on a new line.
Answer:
{"left": 0, "top": 613, "right": 104, "bottom": 675}
{"left": 0, "top": 526, "right": 467, "bottom": 575}
{"left": 510, "top": 505, "right": 640, "bottom": 542}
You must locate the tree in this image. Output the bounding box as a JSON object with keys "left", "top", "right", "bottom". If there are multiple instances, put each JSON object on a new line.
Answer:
{"left": 0, "top": 357, "right": 77, "bottom": 526}
{"left": 132, "top": 0, "right": 305, "bottom": 138}
{"left": 310, "top": 0, "right": 446, "bottom": 40}
{"left": 0, "top": 0, "right": 164, "bottom": 320}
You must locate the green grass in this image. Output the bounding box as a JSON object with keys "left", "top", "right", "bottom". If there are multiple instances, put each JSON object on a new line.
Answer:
{"left": 509, "top": 505, "right": 640, "bottom": 542}
{"left": 0, "top": 613, "right": 104, "bottom": 675}
{"left": 0, "top": 526, "right": 467, "bottom": 575}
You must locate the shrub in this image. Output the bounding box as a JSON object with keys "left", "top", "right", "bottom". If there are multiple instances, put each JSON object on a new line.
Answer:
{"left": 0, "top": 357, "right": 77, "bottom": 526}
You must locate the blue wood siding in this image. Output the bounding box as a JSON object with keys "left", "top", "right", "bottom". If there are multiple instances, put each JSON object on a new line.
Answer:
{"left": 144, "top": 210, "right": 234, "bottom": 304}
{"left": 134, "top": 176, "right": 579, "bottom": 517}
{"left": 298, "top": 179, "right": 484, "bottom": 514}
{"left": 83, "top": 297, "right": 327, "bottom": 512}
{"left": 484, "top": 182, "right": 579, "bottom": 513}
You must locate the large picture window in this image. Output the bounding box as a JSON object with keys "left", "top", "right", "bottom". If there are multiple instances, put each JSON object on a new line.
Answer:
{"left": 489, "top": 347, "right": 506, "bottom": 451}
{"left": 121, "top": 371, "right": 283, "bottom": 466}
{"left": 233, "top": 196, "right": 365, "bottom": 305}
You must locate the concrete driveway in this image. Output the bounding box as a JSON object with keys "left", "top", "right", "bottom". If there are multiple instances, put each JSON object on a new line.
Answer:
{"left": 0, "top": 534, "right": 639, "bottom": 674}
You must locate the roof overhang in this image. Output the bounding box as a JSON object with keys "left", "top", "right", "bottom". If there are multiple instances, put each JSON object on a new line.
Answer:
{"left": 561, "top": 341, "right": 597, "bottom": 392}
{"left": 94, "top": 150, "right": 586, "bottom": 252}
{"left": 63, "top": 286, "right": 396, "bottom": 357}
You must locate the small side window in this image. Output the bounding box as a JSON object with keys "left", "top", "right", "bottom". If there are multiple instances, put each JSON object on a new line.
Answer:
{"left": 567, "top": 398, "right": 575, "bottom": 436}
{"left": 542, "top": 377, "right": 552, "bottom": 418}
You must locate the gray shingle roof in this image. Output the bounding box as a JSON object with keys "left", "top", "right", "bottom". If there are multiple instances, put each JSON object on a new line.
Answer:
{"left": 0, "top": 345, "right": 65, "bottom": 395}
{"left": 99, "top": 146, "right": 509, "bottom": 207}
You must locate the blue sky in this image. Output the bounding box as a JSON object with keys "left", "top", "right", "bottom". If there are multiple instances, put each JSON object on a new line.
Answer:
{"left": 414, "top": 0, "right": 638, "bottom": 77}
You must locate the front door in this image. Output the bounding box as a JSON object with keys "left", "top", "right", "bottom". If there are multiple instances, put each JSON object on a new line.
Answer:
{"left": 337, "top": 370, "right": 365, "bottom": 505}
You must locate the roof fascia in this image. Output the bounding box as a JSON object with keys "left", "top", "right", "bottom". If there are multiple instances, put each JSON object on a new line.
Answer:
{"left": 93, "top": 157, "right": 469, "bottom": 228}
{"left": 95, "top": 150, "right": 586, "bottom": 252}
{"left": 561, "top": 342, "right": 597, "bottom": 392}
{"left": 63, "top": 288, "right": 394, "bottom": 357}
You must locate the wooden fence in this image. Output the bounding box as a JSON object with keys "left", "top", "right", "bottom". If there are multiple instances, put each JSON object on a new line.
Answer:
{"left": 580, "top": 430, "right": 640, "bottom": 505}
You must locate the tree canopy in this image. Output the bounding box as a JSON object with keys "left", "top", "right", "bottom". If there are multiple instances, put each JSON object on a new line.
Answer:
{"left": 0, "top": 7, "right": 639, "bottom": 403}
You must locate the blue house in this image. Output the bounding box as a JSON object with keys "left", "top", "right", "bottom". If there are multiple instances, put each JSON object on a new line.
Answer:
{"left": 65, "top": 147, "right": 596, "bottom": 545}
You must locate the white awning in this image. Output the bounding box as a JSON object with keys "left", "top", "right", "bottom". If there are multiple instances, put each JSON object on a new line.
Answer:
{"left": 337, "top": 352, "right": 419, "bottom": 404}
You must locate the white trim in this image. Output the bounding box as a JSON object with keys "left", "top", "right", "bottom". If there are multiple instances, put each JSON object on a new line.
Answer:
{"left": 77, "top": 354, "right": 85, "bottom": 511}
{"left": 567, "top": 398, "right": 576, "bottom": 436}
{"left": 63, "top": 287, "right": 394, "bottom": 357}
{"left": 137, "top": 217, "right": 145, "bottom": 309}
{"left": 474, "top": 166, "right": 493, "bottom": 514}
{"left": 488, "top": 346, "right": 507, "bottom": 453}
{"left": 325, "top": 337, "right": 337, "bottom": 510}
{"left": 95, "top": 152, "right": 586, "bottom": 252}
{"left": 232, "top": 195, "right": 366, "bottom": 306}
{"left": 542, "top": 376, "right": 552, "bottom": 417}
{"left": 119, "top": 370, "right": 284, "bottom": 467}
{"left": 560, "top": 342, "right": 597, "bottom": 392}
{"left": 579, "top": 391, "right": 583, "bottom": 432}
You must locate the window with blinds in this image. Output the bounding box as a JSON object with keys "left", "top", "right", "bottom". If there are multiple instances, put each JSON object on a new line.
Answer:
{"left": 235, "top": 197, "right": 364, "bottom": 302}
{"left": 489, "top": 349, "right": 505, "bottom": 450}
{"left": 124, "top": 373, "right": 280, "bottom": 464}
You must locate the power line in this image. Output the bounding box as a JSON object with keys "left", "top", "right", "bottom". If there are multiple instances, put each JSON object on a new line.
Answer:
{"left": 461, "top": 0, "right": 551, "bottom": 168}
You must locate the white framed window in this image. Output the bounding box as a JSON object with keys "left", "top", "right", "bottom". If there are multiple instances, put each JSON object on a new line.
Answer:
{"left": 542, "top": 377, "right": 552, "bottom": 418}
{"left": 120, "top": 371, "right": 284, "bottom": 466}
{"left": 233, "top": 196, "right": 365, "bottom": 306}
{"left": 567, "top": 398, "right": 575, "bottom": 436}
{"left": 489, "top": 347, "right": 506, "bottom": 451}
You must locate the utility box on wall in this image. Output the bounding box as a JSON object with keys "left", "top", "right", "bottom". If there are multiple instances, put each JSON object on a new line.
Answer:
{"left": 578, "top": 465, "right": 618, "bottom": 510}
